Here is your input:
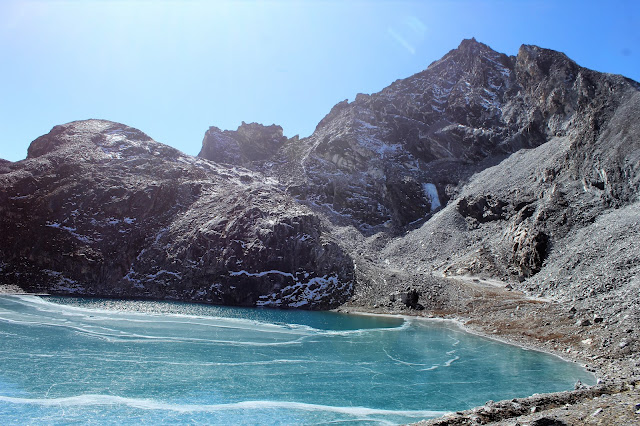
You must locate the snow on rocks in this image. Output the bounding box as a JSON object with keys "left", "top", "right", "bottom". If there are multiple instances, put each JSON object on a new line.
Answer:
{"left": 254, "top": 273, "right": 351, "bottom": 309}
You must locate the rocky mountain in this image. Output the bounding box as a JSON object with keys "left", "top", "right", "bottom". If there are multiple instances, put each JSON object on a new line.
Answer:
{"left": 0, "top": 120, "right": 354, "bottom": 309}
{"left": 0, "top": 38, "right": 638, "bottom": 322}
{"left": 200, "top": 38, "right": 639, "bottom": 235}
{"left": 373, "top": 41, "right": 640, "bottom": 316}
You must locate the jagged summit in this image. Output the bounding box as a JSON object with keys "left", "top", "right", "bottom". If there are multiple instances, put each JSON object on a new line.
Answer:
{"left": 437, "top": 37, "right": 503, "bottom": 63}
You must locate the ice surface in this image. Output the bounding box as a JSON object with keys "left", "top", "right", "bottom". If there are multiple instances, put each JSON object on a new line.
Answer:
{"left": 0, "top": 295, "right": 595, "bottom": 425}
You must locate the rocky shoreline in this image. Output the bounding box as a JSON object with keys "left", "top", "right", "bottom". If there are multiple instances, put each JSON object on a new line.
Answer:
{"left": 338, "top": 275, "right": 640, "bottom": 425}
{"left": 0, "top": 284, "right": 31, "bottom": 294}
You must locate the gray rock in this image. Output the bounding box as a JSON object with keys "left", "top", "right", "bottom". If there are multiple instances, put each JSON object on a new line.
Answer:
{"left": 531, "top": 417, "right": 568, "bottom": 426}
{"left": 197, "top": 122, "right": 288, "bottom": 167}
{"left": 400, "top": 288, "right": 421, "bottom": 308}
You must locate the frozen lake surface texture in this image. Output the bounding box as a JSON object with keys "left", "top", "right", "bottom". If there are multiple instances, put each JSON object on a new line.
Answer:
{"left": 0, "top": 295, "right": 594, "bottom": 424}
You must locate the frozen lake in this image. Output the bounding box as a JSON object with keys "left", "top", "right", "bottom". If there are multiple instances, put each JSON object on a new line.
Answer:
{"left": 0, "top": 295, "right": 594, "bottom": 424}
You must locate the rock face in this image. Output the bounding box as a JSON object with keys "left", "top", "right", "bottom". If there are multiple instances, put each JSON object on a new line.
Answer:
{"left": 376, "top": 41, "right": 640, "bottom": 320}
{"left": 0, "top": 120, "right": 354, "bottom": 309}
{"left": 0, "top": 159, "right": 11, "bottom": 174}
{"left": 197, "top": 38, "right": 639, "bottom": 322}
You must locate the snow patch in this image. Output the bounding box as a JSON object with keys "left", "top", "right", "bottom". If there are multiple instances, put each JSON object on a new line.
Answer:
{"left": 124, "top": 268, "right": 144, "bottom": 288}
{"left": 254, "top": 274, "right": 350, "bottom": 308}
{"left": 45, "top": 222, "right": 96, "bottom": 243}
{"left": 229, "top": 270, "right": 295, "bottom": 279}
{"left": 355, "top": 119, "right": 378, "bottom": 130}
{"left": 230, "top": 269, "right": 351, "bottom": 308}
{"left": 231, "top": 239, "right": 247, "bottom": 249}
{"left": 356, "top": 134, "right": 402, "bottom": 157}
{"left": 43, "top": 270, "right": 83, "bottom": 293}
{"left": 153, "top": 227, "right": 169, "bottom": 243}
{"left": 422, "top": 183, "right": 441, "bottom": 211}
{"left": 145, "top": 270, "right": 182, "bottom": 280}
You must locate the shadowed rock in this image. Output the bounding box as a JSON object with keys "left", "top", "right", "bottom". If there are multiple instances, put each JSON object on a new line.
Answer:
{"left": 0, "top": 120, "right": 354, "bottom": 309}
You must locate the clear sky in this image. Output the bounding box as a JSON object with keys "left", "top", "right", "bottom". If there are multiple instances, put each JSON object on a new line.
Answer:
{"left": 1, "top": 0, "right": 638, "bottom": 162}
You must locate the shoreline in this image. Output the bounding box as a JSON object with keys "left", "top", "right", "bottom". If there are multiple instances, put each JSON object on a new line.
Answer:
{"left": 339, "top": 308, "right": 597, "bottom": 383}
{"left": 0, "top": 291, "right": 590, "bottom": 369}
{"left": 340, "top": 274, "right": 640, "bottom": 425}
{"left": 2, "top": 289, "right": 599, "bottom": 377}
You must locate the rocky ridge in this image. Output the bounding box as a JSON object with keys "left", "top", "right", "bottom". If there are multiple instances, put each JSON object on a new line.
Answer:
{"left": 199, "top": 39, "right": 638, "bottom": 235}
{"left": 194, "top": 38, "right": 639, "bottom": 346}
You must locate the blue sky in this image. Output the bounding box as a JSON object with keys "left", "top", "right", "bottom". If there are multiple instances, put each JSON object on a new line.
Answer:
{"left": 1, "top": 0, "right": 638, "bottom": 162}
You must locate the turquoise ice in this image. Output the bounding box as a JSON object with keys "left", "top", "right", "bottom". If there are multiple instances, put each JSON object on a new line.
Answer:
{"left": 0, "top": 295, "right": 594, "bottom": 425}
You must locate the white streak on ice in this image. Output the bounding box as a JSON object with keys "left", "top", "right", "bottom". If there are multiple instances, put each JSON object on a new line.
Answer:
{"left": 0, "top": 394, "right": 449, "bottom": 418}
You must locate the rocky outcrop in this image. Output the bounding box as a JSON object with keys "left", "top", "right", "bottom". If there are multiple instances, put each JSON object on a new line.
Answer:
{"left": 0, "top": 159, "right": 11, "bottom": 174}
{"left": 198, "top": 122, "right": 290, "bottom": 168}
{"left": 510, "top": 227, "right": 548, "bottom": 278}
{"left": 457, "top": 194, "right": 508, "bottom": 224}
{"left": 0, "top": 120, "right": 354, "bottom": 309}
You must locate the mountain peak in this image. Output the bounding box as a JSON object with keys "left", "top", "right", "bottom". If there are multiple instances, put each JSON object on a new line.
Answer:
{"left": 455, "top": 37, "right": 495, "bottom": 54}
{"left": 457, "top": 37, "right": 479, "bottom": 48}
{"left": 26, "top": 119, "right": 152, "bottom": 159}
{"left": 423, "top": 37, "right": 505, "bottom": 77}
